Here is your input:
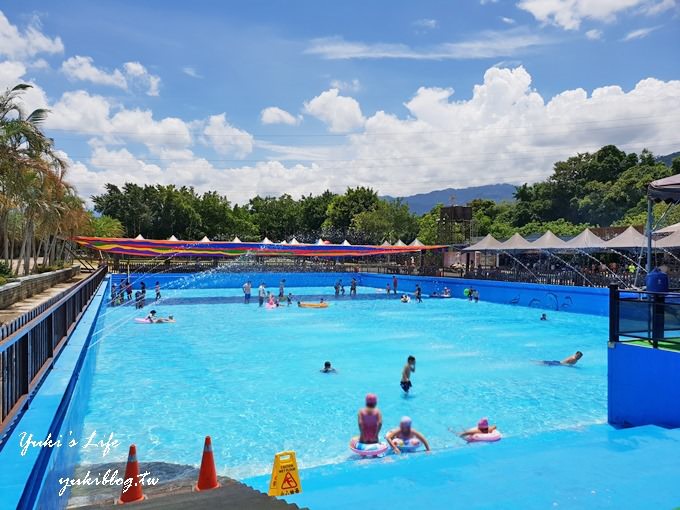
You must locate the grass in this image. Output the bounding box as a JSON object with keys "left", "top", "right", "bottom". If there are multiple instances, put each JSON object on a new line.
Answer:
{"left": 628, "top": 339, "right": 680, "bottom": 353}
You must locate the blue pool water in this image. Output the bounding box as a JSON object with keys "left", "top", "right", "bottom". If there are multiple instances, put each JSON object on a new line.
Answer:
{"left": 77, "top": 284, "right": 607, "bottom": 480}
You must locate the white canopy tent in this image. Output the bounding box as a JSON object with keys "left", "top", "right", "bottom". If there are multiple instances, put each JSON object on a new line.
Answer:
{"left": 654, "top": 229, "right": 680, "bottom": 248}
{"left": 409, "top": 238, "right": 424, "bottom": 247}
{"left": 501, "top": 233, "right": 534, "bottom": 251}
{"left": 134, "top": 234, "right": 145, "bottom": 240}
{"left": 261, "top": 237, "right": 273, "bottom": 244}
{"left": 464, "top": 234, "right": 503, "bottom": 251}
{"left": 167, "top": 235, "right": 179, "bottom": 241}
{"left": 231, "top": 236, "right": 242, "bottom": 243}
{"left": 198, "top": 236, "right": 210, "bottom": 243}
{"left": 289, "top": 238, "right": 300, "bottom": 245}
{"left": 530, "top": 230, "right": 567, "bottom": 250}
{"left": 394, "top": 239, "right": 407, "bottom": 246}
{"left": 380, "top": 241, "right": 392, "bottom": 246}
{"left": 341, "top": 240, "right": 351, "bottom": 246}
{"left": 563, "top": 229, "right": 606, "bottom": 250}
{"left": 603, "top": 226, "right": 646, "bottom": 249}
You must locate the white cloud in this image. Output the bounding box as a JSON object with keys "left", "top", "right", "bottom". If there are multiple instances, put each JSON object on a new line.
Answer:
{"left": 260, "top": 106, "right": 301, "bottom": 126}
{"left": 622, "top": 25, "right": 661, "bottom": 40}
{"left": 517, "top": 0, "right": 670, "bottom": 30}
{"left": 413, "top": 18, "right": 439, "bottom": 30}
{"left": 46, "top": 89, "right": 191, "bottom": 150}
{"left": 642, "top": 0, "right": 677, "bottom": 15}
{"left": 0, "top": 10, "right": 63, "bottom": 60}
{"left": 330, "top": 78, "right": 362, "bottom": 92}
{"left": 306, "top": 30, "right": 552, "bottom": 60}
{"left": 501, "top": 16, "right": 517, "bottom": 24}
{"left": 585, "top": 29, "right": 603, "bottom": 39}
{"left": 202, "top": 113, "right": 254, "bottom": 157}
{"left": 61, "top": 56, "right": 127, "bottom": 89}
{"left": 304, "top": 88, "right": 365, "bottom": 133}
{"left": 60, "top": 56, "right": 160, "bottom": 96}
{"left": 182, "top": 66, "right": 202, "bottom": 79}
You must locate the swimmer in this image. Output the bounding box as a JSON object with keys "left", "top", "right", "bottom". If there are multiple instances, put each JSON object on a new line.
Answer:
{"left": 146, "top": 310, "right": 158, "bottom": 323}
{"left": 156, "top": 315, "right": 175, "bottom": 323}
{"left": 386, "top": 283, "right": 392, "bottom": 295}
{"left": 400, "top": 294, "right": 410, "bottom": 303}
{"left": 320, "top": 361, "right": 337, "bottom": 373}
{"left": 541, "top": 351, "right": 583, "bottom": 366}
{"left": 401, "top": 355, "right": 416, "bottom": 393}
{"left": 460, "top": 417, "right": 496, "bottom": 438}
{"left": 287, "top": 293, "right": 293, "bottom": 306}
{"left": 540, "top": 313, "right": 547, "bottom": 321}
{"left": 415, "top": 285, "right": 422, "bottom": 303}
{"left": 385, "top": 417, "right": 431, "bottom": 454}
{"left": 358, "top": 394, "right": 382, "bottom": 444}
{"left": 443, "top": 287, "right": 450, "bottom": 297}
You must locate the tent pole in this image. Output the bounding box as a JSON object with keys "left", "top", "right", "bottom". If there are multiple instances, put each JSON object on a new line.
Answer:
{"left": 646, "top": 198, "right": 653, "bottom": 272}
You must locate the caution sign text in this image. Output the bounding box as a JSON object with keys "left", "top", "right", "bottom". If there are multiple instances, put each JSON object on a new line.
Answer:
{"left": 268, "top": 451, "right": 302, "bottom": 497}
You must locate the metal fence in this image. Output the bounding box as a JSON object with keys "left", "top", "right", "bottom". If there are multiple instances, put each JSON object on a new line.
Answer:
{"left": 609, "top": 284, "right": 680, "bottom": 348}
{"left": 0, "top": 266, "right": 107, "bottom": 438}
{"left": 462, "top": 268, "right": 643, "bottom": 288}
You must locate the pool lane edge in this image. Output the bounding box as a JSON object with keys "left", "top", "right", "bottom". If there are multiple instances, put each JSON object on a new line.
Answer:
{"left": 0, "top": 275, "right": 109, "bottom": 510}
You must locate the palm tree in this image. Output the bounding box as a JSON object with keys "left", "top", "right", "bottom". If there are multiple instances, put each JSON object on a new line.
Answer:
{"left": 0, "top": 84, "right": 78, "bottom": 274}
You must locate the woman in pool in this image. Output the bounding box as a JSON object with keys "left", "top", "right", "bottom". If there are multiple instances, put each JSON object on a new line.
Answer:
{"left": 357, "top": 394, "right": 382, "bottom": 444}
{"left": 400, "top": 294, "right": 410, "bottom": 303}
{"left": 385, "top": 416, "right": 430, "bottom": 454}
{"left": 460, "top": 417, "right": 496, "bottom": 438}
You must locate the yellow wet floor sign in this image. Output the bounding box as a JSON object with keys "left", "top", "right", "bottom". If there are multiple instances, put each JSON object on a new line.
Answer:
{"left": 268, "top": 451, "right": 302, "bottom": 496}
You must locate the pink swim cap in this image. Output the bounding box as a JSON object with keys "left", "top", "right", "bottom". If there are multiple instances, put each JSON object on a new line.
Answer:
{"left": 365, "top": 393, "right": 377, "bottom": 406}
{"left": 478, "top": 417, "right": 489, "bottom": 429}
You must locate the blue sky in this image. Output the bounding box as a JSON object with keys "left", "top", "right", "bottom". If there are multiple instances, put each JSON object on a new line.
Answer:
{"left": 1, "top": 1, "right": 679, "bottom": 204}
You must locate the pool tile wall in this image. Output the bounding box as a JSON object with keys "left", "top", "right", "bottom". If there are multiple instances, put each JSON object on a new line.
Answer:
{"left": 112, "top": 272, "right": 609, "bottom": 316}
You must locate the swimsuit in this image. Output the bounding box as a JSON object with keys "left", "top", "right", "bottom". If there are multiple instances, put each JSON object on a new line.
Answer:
{"left": 400, "top": 380, "right": 412, "bottom": 392}
{"left": 543, "top": 360, "right": 561, "bottom": 366}
{"left": 360, "top": 410, "right": 379, "bottom": 443}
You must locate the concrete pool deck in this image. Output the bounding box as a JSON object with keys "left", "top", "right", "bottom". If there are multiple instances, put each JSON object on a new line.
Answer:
{"left": 245, "top": 423, "right": 680, "bottom": 509}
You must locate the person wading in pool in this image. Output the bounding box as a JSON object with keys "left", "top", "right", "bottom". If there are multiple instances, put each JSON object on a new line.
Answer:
{"left": 386, "top": 417, "right": 431, "bottom": 454}
{"left": 258, "top": 282, "right": 266, "bottom": 307}
{"left": 415, "top": 285, "right": 422, "bottom": 303}
{"left": 243, "top": 280, "right": 252, "bottom": 304}
{"left": 320, "top": 361, "right": 337, "bottom": 373}
{"left": 393, "top": 275, "right": 398, "bottom": 294}
{"left": 358, "top": 394, "right": 382, "bottom": 444}
{"left": 460, "top": 417, "right": 497, "bottom": 438}
{"left": 401, "top": 356, "right": 416, "bottom": 394}
{"left": 541, "top": 351, "right": 583, "bottom": 366}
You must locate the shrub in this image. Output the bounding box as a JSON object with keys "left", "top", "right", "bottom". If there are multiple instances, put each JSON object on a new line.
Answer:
{"left": 0, "top": 261, "right": 13, "bottom": 277}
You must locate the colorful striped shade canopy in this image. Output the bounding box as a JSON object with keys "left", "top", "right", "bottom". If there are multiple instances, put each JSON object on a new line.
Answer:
{"left": 73, "top": 236, "right": 446, "bottom": 258}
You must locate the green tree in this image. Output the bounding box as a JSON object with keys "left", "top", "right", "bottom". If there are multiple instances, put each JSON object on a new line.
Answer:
{"left": 324, "top": 187, "right": 379, "bottom": 239}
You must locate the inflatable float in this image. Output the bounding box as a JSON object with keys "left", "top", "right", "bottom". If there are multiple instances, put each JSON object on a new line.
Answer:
{"left": 298, "top": 302, "right": 329, "bottom": 309}
{"left": 465, "top": 430, "right": 501, "bottom": 443}
{"left": 349, "top": 437, "right": 388, "bottom": 457}
{"left": 134, "top": 318, "right": 152, "bottom": 324}
{"left": 429, "top": 294, "right": 452, "bottom": 299}
{"left": 390, "top": 437, "right": 422, "bottom": 452}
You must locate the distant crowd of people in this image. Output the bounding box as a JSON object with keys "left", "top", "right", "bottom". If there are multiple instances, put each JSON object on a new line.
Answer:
{"left": 110, "top": 279, "right": 161, "bottom": 308}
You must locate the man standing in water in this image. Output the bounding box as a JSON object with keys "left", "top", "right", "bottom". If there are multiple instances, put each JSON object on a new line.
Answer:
{"left": 350, "top": 277, "right": 357, "bottom": 296}
{"left": 401, "top": 355, "right": 416, "bottom": 394}
{"left": 243, "top": 280, "right": 252, "bottom": 304}
{"left": 279, "top": 279, "right": 286, "bottom": 298}
{"left": 258, "top": 282, "right": 266, "bottom": 307}
{"left": 393, "top": 275, "right": 398, "bottom": 294}
{"left": 415, "top": 285, "right": 422, "bottom": 303}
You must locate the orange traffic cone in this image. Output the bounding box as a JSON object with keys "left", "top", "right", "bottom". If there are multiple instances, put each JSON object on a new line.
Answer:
{"left": 117, "top": 444, "right": 146, "bottom": 504}
{"left": 194, "top": 436, "right": 220, "bottom": 491}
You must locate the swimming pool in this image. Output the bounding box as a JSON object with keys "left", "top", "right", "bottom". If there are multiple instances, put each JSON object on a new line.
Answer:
{"left": 75, "top": 282, "right": 608, "bottom": 483}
